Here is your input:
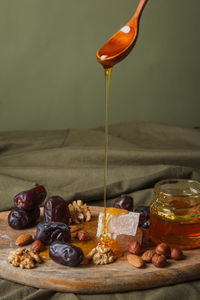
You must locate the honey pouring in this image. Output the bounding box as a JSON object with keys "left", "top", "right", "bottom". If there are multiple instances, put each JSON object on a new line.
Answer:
{"left": 96, "top": 0, "right": 148, "bottom": 249}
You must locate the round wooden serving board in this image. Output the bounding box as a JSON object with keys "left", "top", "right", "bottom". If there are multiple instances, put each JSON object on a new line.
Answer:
{"left": 0, "top": 206, "right": 200, "bottom": 294}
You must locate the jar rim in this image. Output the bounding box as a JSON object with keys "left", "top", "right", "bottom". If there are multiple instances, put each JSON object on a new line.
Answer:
{"left": 154, "top": 178, "right": 200, "bottom": 196}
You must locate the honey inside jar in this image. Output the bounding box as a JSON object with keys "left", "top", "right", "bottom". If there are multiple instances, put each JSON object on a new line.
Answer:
{"left": 150, "top": 179, "right": 200, "bottom": 249}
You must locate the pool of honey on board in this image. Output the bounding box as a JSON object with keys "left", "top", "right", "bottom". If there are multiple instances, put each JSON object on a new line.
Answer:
{"left": 39, "top": 218, "right": 99, "bottom": 261}
{"left": 39, "top": 210, "right": 125, "bottom": 262}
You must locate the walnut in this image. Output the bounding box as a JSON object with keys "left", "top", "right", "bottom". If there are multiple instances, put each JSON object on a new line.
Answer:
{"left": 68, "top": 200, "right": 91, "bottom": 224}
{"left": 92, "top": 245, "right": 116, "bottom": 265}
{"left": 15, "top": 248, "right": 26, "bottom": 255}
{"left": 29, "top": 250, "right": 43, "bottom": 263}
{"left": 8, "top": 251, "right": 21, "bottom": 267}
{"left": 85, "top": 248, "right": 97, "bottom": 262}
{"left": 68, "top": 203, "right": 81, "bottom": 224}
{"left": 19, "top": 253, "right": 35, "bottom": 269}
{"left": 85, "top": 246, "right": 116, "bottom": 265}
{"left": 7, "top": 248, "right": 26, "bottom": 267}
{"left": 7, "top": 247, "right": 42, "bottom": 269}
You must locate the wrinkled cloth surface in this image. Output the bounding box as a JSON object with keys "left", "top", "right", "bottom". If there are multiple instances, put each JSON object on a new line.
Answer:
{"left": 0, "top": 121, "right": 200, "bottom": 299}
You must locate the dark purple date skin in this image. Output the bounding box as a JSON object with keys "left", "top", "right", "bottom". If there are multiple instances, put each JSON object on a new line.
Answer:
{"left": 35, "top": 222, "right": 71, "bottom": 245}
{"left": 49, "top": 241, "right": 84, "bottom": 267}
{"left": 141, "top": 219, "right": 150, "bottom": 229}
{"left": 134, "top": 206, "right": 150, "bottom": 228}
{"left": 113, "top": 194, "right": 134, "bottom": 211}
{"left": 8, "top": 206, "right": 40, "bottom": 229}
{"left": 14, "top": 185, "right": 47, "bottom": 211}
{"left": 44, "top": 196, "right": 70, "bottom": 225}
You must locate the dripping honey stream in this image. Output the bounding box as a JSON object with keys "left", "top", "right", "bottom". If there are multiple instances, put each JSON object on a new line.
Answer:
{"left": 103, "top": 67, "right": 112, "bottom": 235}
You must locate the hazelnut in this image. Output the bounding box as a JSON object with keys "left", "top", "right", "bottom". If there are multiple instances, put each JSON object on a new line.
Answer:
{"left": 171, "top": 248, "right": 184, "bottom": 260}
{"left": 128, "top": 241, "right": 142, "bottom": 255}
{"left": 76, "top": 230, "right": 90, "bottom": 241}
{"left": 152, "top": 254, "right": 167, "bottom": 268}
{"left": 155, "top": 243, "right": 171, "bottom": 258}
{"left": 30, "top": 240, "right": 45, "bottom": 253}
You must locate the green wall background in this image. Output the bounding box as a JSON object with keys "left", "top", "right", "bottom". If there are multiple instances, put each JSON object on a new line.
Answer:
{"left": 0, "top": 0, "right": 199, "bottom": 131}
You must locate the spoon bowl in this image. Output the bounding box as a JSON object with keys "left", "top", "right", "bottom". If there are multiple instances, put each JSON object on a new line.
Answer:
{"left": 96, "top": 0, "right": 148, "bottom": 68}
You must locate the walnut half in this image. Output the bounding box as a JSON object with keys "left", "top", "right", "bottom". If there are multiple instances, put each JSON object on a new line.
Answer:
{"left": 68, "top": 200, "right": 91, "bottom": 224}
{"left": 85, "top": 245, "right": 116, "bottom": 265}
{"left": 7, "top": 248, "right": 42, "bottom": 269}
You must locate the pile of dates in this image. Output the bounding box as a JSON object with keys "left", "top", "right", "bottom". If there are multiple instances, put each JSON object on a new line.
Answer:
{"left": 8, "top": 186, "right": 84, "bottom": 267}
{"left": 37, "top": 195, "right": 84, "bottom": 266}
{"left": 113, "top": 194, "right": 150, "bottom": 229}
{"left": 8, "top": 185, "right": 47, "bottom": 229}
{"left": 34, "top": 221, "right": 83, "bottom": 267}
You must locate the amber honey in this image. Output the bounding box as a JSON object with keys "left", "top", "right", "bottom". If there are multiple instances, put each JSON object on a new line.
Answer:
{"left": 72, "top": 219, "right": 98, "bottom": 256}
{"left": 40, "top": 247, "right": 50, "bottom": 260}
{"left": 150, "top": 179, "right": 200, "bottom": 249}
{"left": 98, "top": 233, "right": 123, "bottom": 257}
{"left": 40, "top": 211, "right": 124, "bottom": 262}
{"left": 102, "top": 67, "right": 112, "bottom": 236}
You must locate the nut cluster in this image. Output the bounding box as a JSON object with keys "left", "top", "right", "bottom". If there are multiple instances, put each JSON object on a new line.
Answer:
{"left": 68, "top": 200, "right": 91, "bottom": 224}
{"left": 127, "top": 241, "right": 184, "bottom": 268}
{"left": 8, "top": 248, "right": 42, "bottom": 269}
{"left": 85, "top": 245, "right": 116, "bottom": 265}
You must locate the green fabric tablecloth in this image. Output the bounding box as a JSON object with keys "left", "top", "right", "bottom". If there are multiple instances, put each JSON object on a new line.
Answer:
{"left": 0, "top": 121, "right": 200, "bottom": 299}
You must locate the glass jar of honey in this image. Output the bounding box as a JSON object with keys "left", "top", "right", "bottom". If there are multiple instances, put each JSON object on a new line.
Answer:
{"left": 150, "top": 179, "right": 200, "bottom": 249}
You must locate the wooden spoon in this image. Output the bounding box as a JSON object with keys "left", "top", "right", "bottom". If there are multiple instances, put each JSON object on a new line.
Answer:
{"left": 96, "top": 0, "right": 148, "bottom": 69}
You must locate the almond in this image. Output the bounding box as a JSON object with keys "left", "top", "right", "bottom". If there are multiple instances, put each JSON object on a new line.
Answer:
{"left": 15, "top": 234, "right": 33, "bottom": 246}
{"left": 127, "top": 254, "right": 145, "bottom": 268}
{"left": 30, "top": 240, "right": 45, "bottom": 253}
{"left": 141, "top": 249, "right": 155, "bottom": 263}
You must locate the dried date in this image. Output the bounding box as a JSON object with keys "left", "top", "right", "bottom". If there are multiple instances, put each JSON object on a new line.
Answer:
{"left": 49, "top": 241, "right": 84, "bottom": 267}
{"left": 35, "top": 222, "right": 71, "bottom": 245}
{"left": 8, "top": 207, "right": 40, "bottom": 229}
{"left": 113, "top": 194, "right": 134, "bottom": 211}
{"left": 44, "top": 196, "right": 70, "bottom": 225}
{"left": 134, "top": 206, "right": 150, "bottom": 227}
{"left": 14, "top": 185, "right": 47, "bottom": 211}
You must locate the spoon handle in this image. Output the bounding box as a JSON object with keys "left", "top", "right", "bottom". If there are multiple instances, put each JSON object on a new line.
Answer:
{"left": 129, "top": 0, "right": 148, "bottom": 25}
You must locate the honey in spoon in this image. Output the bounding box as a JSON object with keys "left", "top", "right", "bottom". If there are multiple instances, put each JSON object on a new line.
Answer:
{"left": 96, "top": 0, "right": 148, "bottom": 69}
